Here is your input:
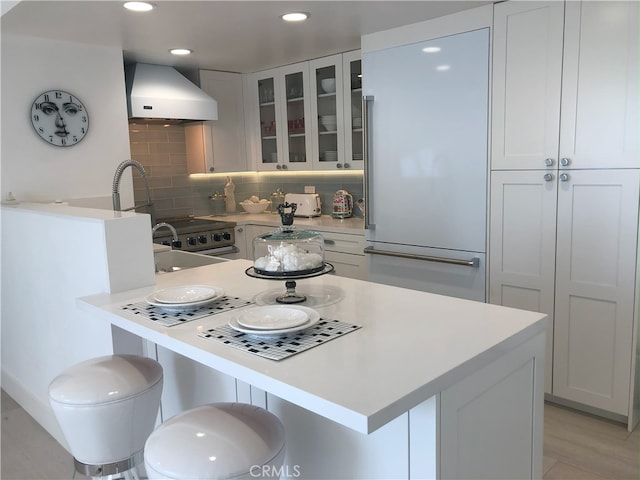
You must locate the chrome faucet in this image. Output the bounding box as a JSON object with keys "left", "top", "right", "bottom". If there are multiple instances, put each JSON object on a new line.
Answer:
{"left": 152, "top": 222, "right": 179, "bottom": 243}
{"left": 112, "top": 159, "right": 155, "bottom": 223}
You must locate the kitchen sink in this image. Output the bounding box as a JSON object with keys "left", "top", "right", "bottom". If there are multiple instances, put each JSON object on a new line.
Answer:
{"left": 154, "top": 250, "right": 227, "bottom": 274}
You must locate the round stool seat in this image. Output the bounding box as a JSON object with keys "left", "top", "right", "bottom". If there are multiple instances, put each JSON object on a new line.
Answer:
{"left": 49, "top": 354, "right": 162, "bottom": 405}
{"left": 145, "top": 403, "right": 286, "bottom": 480}
{"left": 49, "top": 354, "right": 163, "bottom": 477}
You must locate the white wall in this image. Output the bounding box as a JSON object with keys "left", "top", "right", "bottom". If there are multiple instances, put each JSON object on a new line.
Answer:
{"left": 0, "top": 34, "right": 134, "bottom": 209}
{"left": 1, "top": 204, "right": 156, "bottom": 450}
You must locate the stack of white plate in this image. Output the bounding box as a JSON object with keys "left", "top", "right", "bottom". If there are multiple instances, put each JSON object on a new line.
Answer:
{"left": 146, "top": 285, "right": 224, "bottom": 312}
{"left": 229, "top": 305, "right": 320, "bottom": 337}
{"left": 353, "top": 153, "right": 363, "bottom": 161}
{"left": 319, "top": 115, "right": 337, "bottom": 132}
{"left": 323, "top": 151, "right": 338, "bottom": 162}
{"left": 352, "top": 117, "right": 362, "bottom": 128}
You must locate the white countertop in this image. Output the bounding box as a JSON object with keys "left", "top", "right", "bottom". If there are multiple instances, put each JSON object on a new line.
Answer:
{"left": 198, "top": 213, "right": 365, "bottom": 235}
{"left": 78, "top": 259, "right": 547, "bottom": 434}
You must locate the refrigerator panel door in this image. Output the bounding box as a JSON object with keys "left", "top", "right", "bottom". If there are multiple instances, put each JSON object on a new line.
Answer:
{"left": 366, "top": 243, "right": 486, "bottom": 302}
{"left": 363, "top": 28, "right": 489, "bottom": 253}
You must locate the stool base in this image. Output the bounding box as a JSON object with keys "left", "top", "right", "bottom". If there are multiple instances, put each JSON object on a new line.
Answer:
{"left": 73, "top": 450, "right": 143, "bottom": 479}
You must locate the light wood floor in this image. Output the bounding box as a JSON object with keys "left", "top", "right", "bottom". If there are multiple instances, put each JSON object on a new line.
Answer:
{"left": 1, "top": 389, "right": 638, "bottom": 479}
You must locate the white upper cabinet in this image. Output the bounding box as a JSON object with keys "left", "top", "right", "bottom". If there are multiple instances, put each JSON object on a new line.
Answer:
{"left": 491, "top": 1, "right": 564, "bottom": 170}
{"left": 559, "top": 1, "right": 639, "bottom": 169}
{"left": 342, "top": 50, "right": 364, "bottom": 170}
{"left": 309, "top": 54, "right": 345, "bottom": 170}
{"left": 187, "top": 70, "right": 247, "bottom": 173}
{"left": 247, "top": 63, "right": 313, "bottom": 171}
{"left": 492, "top": 0, "right": 638, "bottom": 170}
{"left": 246, "top": 51, "right": 361, "bottom": 171}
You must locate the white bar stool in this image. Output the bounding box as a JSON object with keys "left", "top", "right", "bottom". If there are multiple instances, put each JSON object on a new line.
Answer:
{"left": 48, "top": 354, "right": 163, "bottom": 479}
{"left": 144, "top": 403, "right": 286, "bottom": 479}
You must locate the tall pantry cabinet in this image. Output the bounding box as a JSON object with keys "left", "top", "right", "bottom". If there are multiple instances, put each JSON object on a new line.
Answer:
{"left": 489, "top": 0, "right": 639, "bottom": 427}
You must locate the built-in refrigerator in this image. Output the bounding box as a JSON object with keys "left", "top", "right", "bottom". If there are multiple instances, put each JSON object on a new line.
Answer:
{"left": 362, "top": 27, "right": 489, "bottom": 302}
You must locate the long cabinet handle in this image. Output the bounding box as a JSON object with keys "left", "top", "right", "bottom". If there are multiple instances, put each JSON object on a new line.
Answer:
{"left": 362, "top": 95, "right": 374, "bottom": 230}
{"left": 364, "top": 246, "right": 480, "bottom": 268}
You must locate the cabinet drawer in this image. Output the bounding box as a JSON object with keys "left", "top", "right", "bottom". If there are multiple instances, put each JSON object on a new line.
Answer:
{"left": 321, "top": 231, "right": 365, "bottom": 256}
{"left": 325, "top": 251, "right": 367, "bottom": 280}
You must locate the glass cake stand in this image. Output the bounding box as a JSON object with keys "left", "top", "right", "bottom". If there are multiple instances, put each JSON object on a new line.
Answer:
{"left": 245, "top": 262, "right": 334, "bottom": 304}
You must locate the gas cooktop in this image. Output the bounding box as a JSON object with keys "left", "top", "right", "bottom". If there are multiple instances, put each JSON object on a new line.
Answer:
{"left": 153, "top": 216, "right": 237, "bottom": 253}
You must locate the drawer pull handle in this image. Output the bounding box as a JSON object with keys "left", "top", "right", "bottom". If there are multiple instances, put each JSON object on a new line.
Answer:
{"left": 364, "top": 246, "right": 479, "bottom": 268}
{"left": 324, "top": 239, "right": 336, "bottom": 245}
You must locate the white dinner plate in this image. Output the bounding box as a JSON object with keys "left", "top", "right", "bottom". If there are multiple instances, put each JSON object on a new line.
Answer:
{"left": 229, "top": 306, "right": 320, "bottom": 337}
{"left": 150, "top": 285, "right": 223, "bottom": 304}
{"left": 237, "top": 306, "right": 309, "bottom": 330}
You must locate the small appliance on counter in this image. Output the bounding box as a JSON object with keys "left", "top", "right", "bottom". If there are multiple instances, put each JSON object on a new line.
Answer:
{"left": 284, "top": 193, "right": 321, "bottom": 217}
{"left": 332, "top": 189, "right": 353, "bottom": 218}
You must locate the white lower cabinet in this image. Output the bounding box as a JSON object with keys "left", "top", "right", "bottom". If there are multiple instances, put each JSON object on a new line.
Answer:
{"left": 322, "top": 230, "right": 367, "bottom": 280}
{"left": 489, "top": 170, "right": 557, "bottom": 393}
{"left": 490, "top": 169, "right": 639, "bottom": 418}
{"left": 242, "top": 224, "right": 274, "bottom": 260}
{"left": 553, "top": 170, "right": 639, "bottom": 415}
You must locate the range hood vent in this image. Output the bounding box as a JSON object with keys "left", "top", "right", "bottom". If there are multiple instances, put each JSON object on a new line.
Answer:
{"left": 125, "top": 63, "right": 218, "bottom": 121}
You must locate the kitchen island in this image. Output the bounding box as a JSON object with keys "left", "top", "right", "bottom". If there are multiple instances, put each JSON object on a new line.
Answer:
{"left": 79, "top": 259, "right": 547, "bottom": 479}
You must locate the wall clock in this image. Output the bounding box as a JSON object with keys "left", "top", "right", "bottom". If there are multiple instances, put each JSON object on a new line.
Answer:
{"left": 30, "top": 90, "right": 89, "bottom": 147}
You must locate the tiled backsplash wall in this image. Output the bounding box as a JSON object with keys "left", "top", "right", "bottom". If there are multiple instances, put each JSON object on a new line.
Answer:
{"left": 129, "top": 123, "right": 364, "bottom": 220}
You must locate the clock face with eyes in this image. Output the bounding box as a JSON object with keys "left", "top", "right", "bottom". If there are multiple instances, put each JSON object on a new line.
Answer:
{"left": 30, "top": 90, "right": 89, "bottom": 147}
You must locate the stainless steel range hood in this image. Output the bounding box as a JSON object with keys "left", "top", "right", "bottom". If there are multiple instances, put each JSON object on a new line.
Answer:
{"left": 125, "top": 63, "right": 218, "bottom": 121}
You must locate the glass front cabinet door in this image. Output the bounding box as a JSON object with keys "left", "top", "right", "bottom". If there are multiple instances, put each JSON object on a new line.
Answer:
{"left": 255, "top": 69, "right": 279, "bottom": 170}
{"left": 280, "top": 63, "right": 312, "bottom": 170}
{"left": 251, "top": 63, "right": 311, "bottom": 171}
{"left": 343, "top": 50, "right": 363, "bottom": 170}
{"left": 250, "top": 52, "right": 361, "bottom": 171}
{"left": 310, "top": 55, "right": 345, "bottom": 170}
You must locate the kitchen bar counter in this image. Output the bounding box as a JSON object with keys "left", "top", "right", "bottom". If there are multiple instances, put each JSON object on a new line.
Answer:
{"left": 199, "top": 213, "right": 365, "bottom": 235}
{"left": 79, "top": 259, "right": 547, "bottom": 478}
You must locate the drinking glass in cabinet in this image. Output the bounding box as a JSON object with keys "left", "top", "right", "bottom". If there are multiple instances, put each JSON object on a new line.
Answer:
{"left": 259, "top": 78, "right": 275, "bottom": 104}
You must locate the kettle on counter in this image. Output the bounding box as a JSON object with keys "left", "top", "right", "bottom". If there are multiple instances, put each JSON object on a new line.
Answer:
{"left": 332, "top": 189, "right": 353, "bottom": 218}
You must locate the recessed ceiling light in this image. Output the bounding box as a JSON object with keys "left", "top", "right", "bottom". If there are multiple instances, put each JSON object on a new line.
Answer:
{"left": 436, "top": 65, "right": 451, "bottom": 71}
{"left": 422, "top": 46, "right": 441, "bottom": 53}
{"left": 170, "top": 48, "right": 192, "bottom": 56}
{"left": 281, "top": 12, "right": 309, "bottom": 22}
{"left": 123, "top": 2, "right": 154, "bottom": 12}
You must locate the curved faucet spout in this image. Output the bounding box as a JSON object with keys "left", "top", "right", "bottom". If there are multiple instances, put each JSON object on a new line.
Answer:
{"left": 112, "top": 159, "right": 155, "bottom": 223}
{"left": 152, "top": 222, "right": 179, "bottom": 243}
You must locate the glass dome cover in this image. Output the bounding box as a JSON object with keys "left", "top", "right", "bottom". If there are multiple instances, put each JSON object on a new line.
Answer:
{"left": 253, "top": 203, "right": 325, "bottom": 276}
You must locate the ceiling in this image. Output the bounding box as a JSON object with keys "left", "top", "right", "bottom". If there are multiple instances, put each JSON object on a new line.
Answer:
{"left": 1, "top": 1, "right": 489, "bottom": 75}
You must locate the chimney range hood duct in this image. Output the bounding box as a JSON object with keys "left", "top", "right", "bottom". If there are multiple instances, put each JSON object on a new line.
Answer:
{"left": 125, "top": 63, "right": 218, "bottom": 121}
